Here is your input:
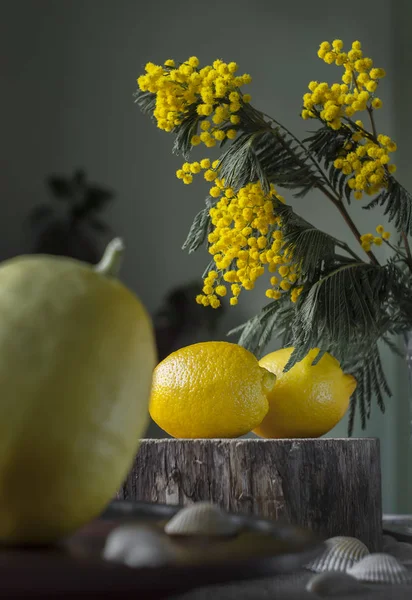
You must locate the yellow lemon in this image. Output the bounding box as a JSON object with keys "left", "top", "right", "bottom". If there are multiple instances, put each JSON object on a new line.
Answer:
{"left": 253, "top": 348, "right": 356, "bottom": 438}
{"left": 149, "top": 341, "right": 275, "bottom": 438}
{"left": 0, "top": 239, "right": 156, "bottom": 544}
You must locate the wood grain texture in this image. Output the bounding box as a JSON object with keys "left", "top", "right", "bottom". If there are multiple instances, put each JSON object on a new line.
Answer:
{"left": 118, "top": 438, "right": 382, "bottom": 552}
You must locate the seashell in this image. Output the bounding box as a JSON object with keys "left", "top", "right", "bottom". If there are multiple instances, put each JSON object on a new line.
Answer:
{"left": 164, "top": 502, "right": 239, "bottom": 537}
{"left": 347, "top": 553, "right": 412, "bottom": 584}
{"left": 306, "top": 571, "right": 366, "bottom": 596}
{"left": 103, "top": 525, "right": 174, "bottom": 568}
{"left": 306, "top": 536, "right": 369, "bottom": 573}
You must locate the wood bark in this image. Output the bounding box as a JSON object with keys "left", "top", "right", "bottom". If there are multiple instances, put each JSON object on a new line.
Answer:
{"left": 118, "top": 438, "right": 382, "bottom": 552}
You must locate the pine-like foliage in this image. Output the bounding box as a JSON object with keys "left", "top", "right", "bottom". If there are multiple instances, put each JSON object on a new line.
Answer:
{"left": 364, "top": 179, "right": 412, "bottom": 235}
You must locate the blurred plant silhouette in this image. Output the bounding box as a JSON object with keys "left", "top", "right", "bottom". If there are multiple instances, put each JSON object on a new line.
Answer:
{"left": 29, "top": 169, "right": 115, "bottom": 264}
{"left": 153, "top": 280, "right": 225, "bottom": 361}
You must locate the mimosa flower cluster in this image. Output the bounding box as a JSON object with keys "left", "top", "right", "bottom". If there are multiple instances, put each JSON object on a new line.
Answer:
{"left": 137, "top": 57, "right": 252, "bottom": 148}
{"left": 360, "top": 225, "right": 391, "bottom": 253}
{"left": 177, "top": 161, "right": 303, "bottom": 307}
{"left": 302, "top": 40, "right": 385, "bottom": 127}
{"left": 334, "top": 131, "right": 397, "bottom": 200}
{"left": 302, "top": 40, "right": 396, "bottom": 200}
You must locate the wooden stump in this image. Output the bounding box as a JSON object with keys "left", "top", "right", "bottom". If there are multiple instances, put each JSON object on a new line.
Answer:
{"left": 118, "top": 438, "right": 382, "bottom": 552}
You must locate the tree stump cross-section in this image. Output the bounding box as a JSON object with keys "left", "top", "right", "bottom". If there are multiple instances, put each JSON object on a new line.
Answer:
{"left": 118, "top": 438, "right": 382, "bottom": 552}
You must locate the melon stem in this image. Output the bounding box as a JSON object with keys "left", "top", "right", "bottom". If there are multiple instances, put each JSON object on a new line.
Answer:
{"left": 95, "top": 238, "right": 125, "bottom": 277}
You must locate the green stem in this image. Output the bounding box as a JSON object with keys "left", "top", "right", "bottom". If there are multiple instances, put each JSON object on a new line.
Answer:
{"left": 383, "top": 238, "right": 408, "bottom": 260}
{"left": 332, "top": 197, "right": 379, "bottom": 265}
{"left": 95, "top": 238, "right": 125, "bottom": 277}
{"left": 366, "top": 106, "right": 378, "bottom": 139}
{"left": 342, "top": 116, "right": 378, "bottom": 144}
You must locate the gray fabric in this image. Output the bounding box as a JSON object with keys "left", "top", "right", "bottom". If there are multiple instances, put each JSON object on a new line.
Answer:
{"left": 172, "top": 538, "right": 412, "bottom": 600}
{"left": 172, "top": 570, "right": 412, "bottom": 599}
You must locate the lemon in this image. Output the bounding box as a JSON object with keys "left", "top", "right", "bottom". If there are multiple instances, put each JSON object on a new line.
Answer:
{"left": 0, "top": 239, "right": 156, "bottom": 544}
{"left": 149, "top": 341, "right": 275, "bottom": 438}
{"left": 253, "top": 348, "right": 356, "bottom": 438}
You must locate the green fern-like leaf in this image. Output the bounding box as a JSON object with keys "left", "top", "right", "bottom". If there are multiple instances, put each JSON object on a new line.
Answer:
{"left": 134, "top": 90, "right": 157, "bottom": 117}
{"left": 217, "top": 124, "right": 322, "bottom": 198}
{"left": 290, "top": 263, "right": 388, "bottom": 354}
{"left": 344, "top": 343, "right": 391, "bottom": 433}
{"left": 182, "top": 206, "right": 211, "bottom": 253}
{"left": 274, "top": 203, "right": 337, "bottom": 279}
{"left": 364, "top": 178, "right": 412, "bottom": 235}
{"left": 228, "top": 295, "right": 296, "bottom": 357}
{"left": 172, "top": 105, "right": 201, "bottom": 159}
{"left": 305, "top": 124, "right": 353, "bottom": 167}
{"left": 256, "top": 130, "right": 319, "bottom": 198}
{"left": 218, "top": 130, "right": 265, "bottom": 191}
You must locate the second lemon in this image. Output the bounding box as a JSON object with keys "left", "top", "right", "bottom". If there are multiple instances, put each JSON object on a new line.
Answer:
{"left": 253, "top": 348, "right": 357, "bottom": 438}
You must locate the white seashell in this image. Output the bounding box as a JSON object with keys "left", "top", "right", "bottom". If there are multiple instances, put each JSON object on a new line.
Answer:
{"left": 103, "top": 525, "right": 174, "bottom": 568}
{"left": 306, "top": 571, "right": 366, "bottom": 596}
{"left": 306, "top": 536, "right": 369, "bottom": 573}
{"left": 348, "top": 553, "right": 412, "bottom": 584}
{"left": 164, "top": 502, "right": 239, "bottom": 537}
